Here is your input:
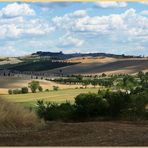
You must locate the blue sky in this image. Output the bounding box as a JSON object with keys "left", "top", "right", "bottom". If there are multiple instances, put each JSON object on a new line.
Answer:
{"left": 0, "top": 2, "right": 147, "bottom": 57}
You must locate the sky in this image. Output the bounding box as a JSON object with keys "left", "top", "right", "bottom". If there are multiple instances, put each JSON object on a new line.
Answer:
{"left": 0, "top": 2, "right": 148, "bottom": 57}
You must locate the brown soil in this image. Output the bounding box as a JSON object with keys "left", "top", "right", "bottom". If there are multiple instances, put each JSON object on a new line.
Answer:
{"left": 47, "top": 58, "right": 148, "bottom": 75}
{"left": 0, "top": 121, "right": 148, "bottom": 146}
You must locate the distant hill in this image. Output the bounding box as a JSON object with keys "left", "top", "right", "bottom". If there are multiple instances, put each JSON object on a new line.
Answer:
{"left": 32, "top": 51, "right": 143, "bottom": 60}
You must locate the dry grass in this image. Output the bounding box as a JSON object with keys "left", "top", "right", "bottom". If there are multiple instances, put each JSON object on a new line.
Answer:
{"left": 0, "top": 77, "right": 83, "bottom": 94}
{"left": 65, "top": 56, "right": 116, "bottom": 63}
{"left": 0, "top": 97, "right": 41, "bottom": 130}
{"left": 0, "top": 57, "right": 22, "bottom": 65}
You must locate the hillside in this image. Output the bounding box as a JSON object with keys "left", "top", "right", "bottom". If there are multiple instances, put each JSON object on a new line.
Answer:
{"left": 45, "top": 58, "right": 148, "bottom": 75}
{"left": 0, "top": 52, "right": 148, "bottom": 76}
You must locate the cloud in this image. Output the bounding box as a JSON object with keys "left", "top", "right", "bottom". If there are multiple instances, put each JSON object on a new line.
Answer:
{"left": 94, "top": 2, "right": 127, "bottom": 8}
{"left": 57, "top": 34, "right": 84, "bottom": 48}
{"left": 36, "top": 2, "right": 70, "bottom": 8}
{"left": 0, "top": 17, "right": 54, "bottom": 40}
{"left": 0, "top": 3, "right": 35, "bottom": 18}
{"left": 0, "top": 45, "right": 28, "bottom": 57}
{"left": 139, "top": 2, "right": 148, "bottom": 5}
{"left": 53, "top": 8, "right": 148, "bottom": 50}
{"left": 0, "top": 3, "right": 54, "bottom": 40}
{"left": 140, "top": 10, "right": 148, "bottom": 16}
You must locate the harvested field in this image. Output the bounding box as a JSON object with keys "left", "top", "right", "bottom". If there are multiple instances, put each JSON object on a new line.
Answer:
{"left": 0, "top": 77, "right": 83, "bottom": 94}
{"left": 0, "top": 57, "right": 22, "bottom": 65}
{"left": 47, "top": 58, "right": 148, "bottom": 75}
{"left": 65, "top": 56, "right": 116, "bottom": 63}
{"left": 0, "top": 121, "right": 148, "bottom": 146}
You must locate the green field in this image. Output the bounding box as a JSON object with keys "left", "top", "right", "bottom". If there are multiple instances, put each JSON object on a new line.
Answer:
{"left": 1, "top": 88, "right": 98, "bottom": 108}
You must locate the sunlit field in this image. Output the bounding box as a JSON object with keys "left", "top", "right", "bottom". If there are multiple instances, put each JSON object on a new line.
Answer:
{"left": 1, "top": 88, "right": 98, "bottom": 107}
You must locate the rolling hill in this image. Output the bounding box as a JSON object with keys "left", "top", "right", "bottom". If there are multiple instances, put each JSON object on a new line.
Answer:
{"left": 46, "top": 58, "right": 148, "bottom": 75}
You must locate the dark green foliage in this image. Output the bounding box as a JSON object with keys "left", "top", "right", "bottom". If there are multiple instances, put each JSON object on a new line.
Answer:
{"left": 127, "top": 92, "right": 148, "bottom": 119}
{"left": 38, "top": 86, "right": 43, "bottom": 92}
{"left": 45, "top": 89, "right": 49, "bottom": 92}
{"left": 75, "top": 93, "right": 108, "bottom": 118}
{"left": 21, "top": 87, "right": 29, "bottom": 94}
{"left": 102, "top": 73, "right": 106, "bottom": 77}
{"left": 105, "top": 91, "right": 131, "bottom": 117}
{"left": 36, "top": 100, "right": 75, "bottom": 121}
{"left": 8, "top": 60, "right": 77, "bottom": 71}
{"left": 12, "top": 89, "right": 22, "bottom": 94}
{"left": 28, "top": 81, "right": 40, "bottom": 93}
{"left": 36, "top": 89, "right": 148, "bottom": 121}
{"left": 8, "top": 89, "right": 13, "bottom": 95}
{"left": 53, "top": 86, "right": 59, "bottom": 91}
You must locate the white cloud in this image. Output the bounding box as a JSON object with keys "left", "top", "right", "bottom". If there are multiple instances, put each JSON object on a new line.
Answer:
{"left": 140, "top": 10, "right": 148, "bottom": 16}
{"left": 0, "top": 45, "right": 27, "bottom": 57}
{"left": 1, "top": 3, "right": 35, "bottom": 18}
{"left": 94, "top": 2, "right": 127, "bottom": 8}
{"left": 139, "top": 2, "right": 148, "bottom": 5}
{"left": 0, "top": 3, "right": 54, "bottom": 40}
{"left": 53, "top": 8, "right": 148, "bottom": 49}
{"left": 72, "top": 10, "right": 87, "bottom": 17}
{"left": 0, "top": 17, "right": 54, "bottom": 39}
{"left": 58, "top": 34, "right": 84, "bottom": 48}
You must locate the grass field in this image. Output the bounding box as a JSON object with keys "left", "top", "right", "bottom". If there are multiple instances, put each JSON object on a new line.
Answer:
{"left": 1, "top": 88, "right": 98, "bottom": 108}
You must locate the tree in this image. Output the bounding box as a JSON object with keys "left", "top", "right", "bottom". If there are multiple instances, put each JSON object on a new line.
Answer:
{"left": 21, "top": 87, "right": 29, "bottom": 94}
{"left": 38, "top": 86, "right": 43, "bottom": 92}
{"left": 91, "top": 79, "right": 98, "bottom": 88}
{"left": 82, "top": 80, "right": 90, "bottom": 88}
{"left": 53, "top": 86, "right": 59, "bottom": 91}
{"left": 102, "top": 73, "right": 106, "bottom": 77}
{"left": 8, "top": 89, "right": 13, "bottom": 95}
{"left": 28, "top": 81, "right": 40, "bottom": 93}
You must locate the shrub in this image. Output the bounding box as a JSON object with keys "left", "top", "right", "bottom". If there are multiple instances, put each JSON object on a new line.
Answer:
{"left": 8, "top": 89, "right": 13, "bottom": 95}
{"left": 45, "top": 89, "right": 49, "bottom": 92}
{"left": 53, "top": 86, "right": 59, "bottom": 91}
{"left": 36, "top": 100, "right": 74, "bottom": 121}
{"left": 75, "top": 93, "right": 108, "bottom": 118}
{"left": 126, "top": 92, "right": 148, "bottom": 119}
{"left": 105, "top": 91, "right": 131, "bottom": 118}
{"left": 21, "top": 87, "right": 29, "bottom": 94}
{"left": 38, "top": 86, "right": 43, "bottom": 92}
{"left": 13, "top": 89, "right": 22, "bottom": 94}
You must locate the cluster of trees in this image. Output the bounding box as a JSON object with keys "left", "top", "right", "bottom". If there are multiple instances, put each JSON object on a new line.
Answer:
{"left": 8, "top": 81, "right": 59, "bottom": 94}
{"left": 8, "top": 81, "right": 43, "bottom": 94}
{"left": 36, "top": 87, "right": 148, "bottom": 121}
{"left": 51, "top": 71, "right": 148, "bottom": 90}
{"left": 8, "top": 87, "right": 29, "bottom": 94}
{"left": 51, "top": 77, "right": 114, "bottom": 88}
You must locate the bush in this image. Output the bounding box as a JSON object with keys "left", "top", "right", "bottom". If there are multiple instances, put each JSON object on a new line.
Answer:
{"left": 36, "top": 89, "right": 148, "bottom": 121}
{"left": 53, "top": 86, "right": 59, "bottom": 91}
{"left": 45, "top": 89, "right": 49, "bottom": 92}
{"left": 12, "top": 89, "right": 22, "bottom": 94}
{"left": 126, "top": 92, "right": 148, "bottom": 120}
{"left": 36, "top": 100, "right": 75, "bottom": 121}
{"left": 38, "top": 86, "right": 43, "bottom": 92}
{"left": 75, "top": 93, "right": 108, "bottom": 118}
{"left": 8, "top": 89, "right": 13, "bottom": 95}
{"left": 21, "top": 87, "right": 29, "bottom": 94}
{"left": 105, "top": 91, "right": 131, "bottom": 118}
